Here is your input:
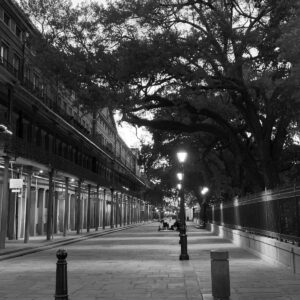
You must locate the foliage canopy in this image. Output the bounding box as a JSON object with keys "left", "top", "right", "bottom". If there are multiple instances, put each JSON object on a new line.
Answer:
{"left": 20, "top": 0, "right": 300, "bottom": 201}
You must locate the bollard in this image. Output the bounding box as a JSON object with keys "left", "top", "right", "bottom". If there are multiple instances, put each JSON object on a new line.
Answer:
{"left": 210, "top": 250, "right": 230, "bottom": 300}
{"left": 55, "top": 249, "right": 68, "bottom": 300}
{"left": 179, "top": 233, "right": 189, "bottom": 260}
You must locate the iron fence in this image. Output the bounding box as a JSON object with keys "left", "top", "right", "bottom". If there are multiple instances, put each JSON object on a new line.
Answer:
{"left": 207, "top": 187, "right": 300, "bottom": 244}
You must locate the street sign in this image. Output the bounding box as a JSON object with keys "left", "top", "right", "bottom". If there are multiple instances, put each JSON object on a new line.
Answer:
{"left": 12, "top": 189, "right": 21, "bottom": 193}
{"left": 9, "top": 179, "right": 23, "bottom": 189}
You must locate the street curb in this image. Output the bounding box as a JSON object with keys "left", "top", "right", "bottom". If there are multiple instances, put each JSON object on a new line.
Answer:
{"left": 0, "top": 223, "right": 144, "bottom": 261}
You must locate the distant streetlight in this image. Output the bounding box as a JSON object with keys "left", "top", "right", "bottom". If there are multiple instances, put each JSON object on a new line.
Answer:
{"left": 177, "top": 172, "right": 184, "bottom": 181}
{"left": 201, "top": 187, "right": 209, "bottom": 195}
{"left": 176, "top": 150, "right": 189, "bottom": 260}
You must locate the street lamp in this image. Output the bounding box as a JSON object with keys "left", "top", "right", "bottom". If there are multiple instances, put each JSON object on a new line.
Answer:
{"left": 177, "top": 151, "right": 187, "bottom": 163}
{"left": 176, "top": 150, "right": 189, "bottom": 260}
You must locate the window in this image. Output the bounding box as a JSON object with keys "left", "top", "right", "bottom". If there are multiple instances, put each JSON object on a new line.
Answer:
{"left": 33, "top": 74, "right": 39, "bottom": 90}
{"left": 40, "top": 83, "right": 45, "bottom": 97}
{"left": 63, "top": 144, "right": 68, "bottom": 158}
{"left": 45, "top": 134, "right": 49, "bottom": 151}
{"left": 12, "top": 54, "right": 20, "bottom": 76}
{"left": 10, "top": 19, "right": 16, "bottom": 32}
{"left": 0, "top": 43, "right": 8, "bottom": 64}
{"left": 36, "top": 129, "right": 42, "bottom": 146}
{"left": 16, "top": 26, "right": 22, "bottom": 39}
{"left": 4, "top": 12, "right": 10, "bottom": 26}
{"left": 24, "top": 65, "right": 30, "bottom": 80}
{"left": 27, "top": 123, "right": 32, "bottom": 143}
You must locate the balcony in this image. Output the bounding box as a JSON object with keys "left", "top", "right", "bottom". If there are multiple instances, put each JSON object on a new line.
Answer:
{"left": 0, "top": 57, "right": 22, "bottom": 81}
{"left": 0, "top": 55, "right": 144, "bottom": 184}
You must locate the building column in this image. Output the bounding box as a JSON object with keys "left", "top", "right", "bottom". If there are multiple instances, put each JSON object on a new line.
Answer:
{"left": 24, "top": 168, "right": 33, "bottom": 243}
{"left": 132, "top": 197, "right": 136, "bottom": 223}
{"left": 63, "top": 177, "right": 69, "bottom": 236}
{"left": 82, "top": 194, "right": 86, "bottom": 230}
{"left": 135, "top": 198, "right": 138, "bottom": 223}
{"left": 120, "top": 193, "right": 123, "bottom": 227}
{"left": 110, "top": 188, "right": 114, "bottom": 228}
{"left": 95, "top": 185, "right": 99, "bottom": 231}
{"left": 129, "top": 196, "right": 133, "bottom": 224}
{"left": 144, "top": 201, "right": 147, "bottom": 221}
{"left": 76, "top": 180, "right": 82, "bottom": 234}
{"left": 140, "top": 199, "right": 142, "bottom": 223}
{"left": 136, "top": 198, "right": 138, "bottom": 223}
{"left": 102, "top": 189, "right": 106, "bottom": 229}
{"left": 7, "top": 190, "right": 15, "bottom": 240}
{"left": 132, "top": 196, "right": 135, "bottom": 224}
{"left": 119, "top": 192, "right": 122, "bottom": 227}
{"left": 29, "top": 181, "right": 37, "bottom": 236}
{"left": 115, "top": 191, "right": 118, "bottom": 228}
{"left": 87, "top": 184, "right": 91, "bottom": 233}
{"left": 134, "top": 198, "right": 137, "bottom": 223}
{"left": 46, "top": 169, "right": 54, "bottom": 240}
{"left": 137, "top": 199, "right": 140, "bottom": 223}
{"left": 127, "top": 195, "right": 130, "bottom": 225}
{"left": 53, "top": 191, "right": 58, "bottom": 234}
{"left": 36, "top": 188, "right": 45, "bottom": 235}
{"left": 70, "top": 194, "right": 75, "bottom": 230}
{"left": 0, "top": 156, "right": 9, "bottom": 248}
{"left": 123, "top": 194, "right": 127, "bottom": 226}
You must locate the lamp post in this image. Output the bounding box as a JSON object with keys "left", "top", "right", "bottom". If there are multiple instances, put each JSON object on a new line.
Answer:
{"left": 176, "top": 151, "right": 189, "bottom": 260}
{"left": 200, "top": 186, "right": 209, "bottom": 228}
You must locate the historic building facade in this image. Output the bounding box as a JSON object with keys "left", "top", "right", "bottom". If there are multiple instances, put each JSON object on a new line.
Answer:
{"left": 0, "top": 0, "right": 151, "bottom": 248}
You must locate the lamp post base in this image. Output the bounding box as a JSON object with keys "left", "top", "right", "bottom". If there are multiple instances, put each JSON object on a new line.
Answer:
{"left": 179, "top": 253, "right": 189, "bottom": 260}
{"left": 179, "top": 233, "right": 189, "bottom": 260}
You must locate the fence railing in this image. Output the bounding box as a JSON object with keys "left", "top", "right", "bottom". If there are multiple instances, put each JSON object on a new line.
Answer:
{"left": 207, "top": 187, "right": 300, "bottom": 245}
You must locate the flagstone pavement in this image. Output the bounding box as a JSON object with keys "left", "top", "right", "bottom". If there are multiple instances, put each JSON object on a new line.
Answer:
{"left": 0, "top": 221, "right": 299, "bottom": 299}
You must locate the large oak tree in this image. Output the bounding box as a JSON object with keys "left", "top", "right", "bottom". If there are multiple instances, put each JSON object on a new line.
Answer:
{"left": 99, "top": 0, "right": 300, "bottom": 192}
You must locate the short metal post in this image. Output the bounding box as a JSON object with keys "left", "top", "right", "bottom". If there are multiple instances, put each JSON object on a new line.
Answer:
{"left": 55, "top": 249, "right": 68, "bottom": 300}
{"left": 210, "top": 250, "right": 230, "bottom": 299}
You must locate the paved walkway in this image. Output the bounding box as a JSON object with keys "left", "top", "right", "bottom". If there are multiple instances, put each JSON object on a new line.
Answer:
{"left": 0, "top": 222, "right": 299, "bottom": 299}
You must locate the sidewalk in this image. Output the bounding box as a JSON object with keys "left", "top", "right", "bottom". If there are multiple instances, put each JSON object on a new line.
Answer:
{"left": 186, "top": 223, "right": 300, "bottom": 300}
{"left": 0, "top": 222, "right": 299, "bottom": 299}
{"left": 0, "top": 223, "right": 141, "bottom": 261}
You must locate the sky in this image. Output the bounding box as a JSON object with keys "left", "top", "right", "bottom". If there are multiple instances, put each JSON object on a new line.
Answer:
{"left": 114, "top": 112, "right": 152, "bottom": 149}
